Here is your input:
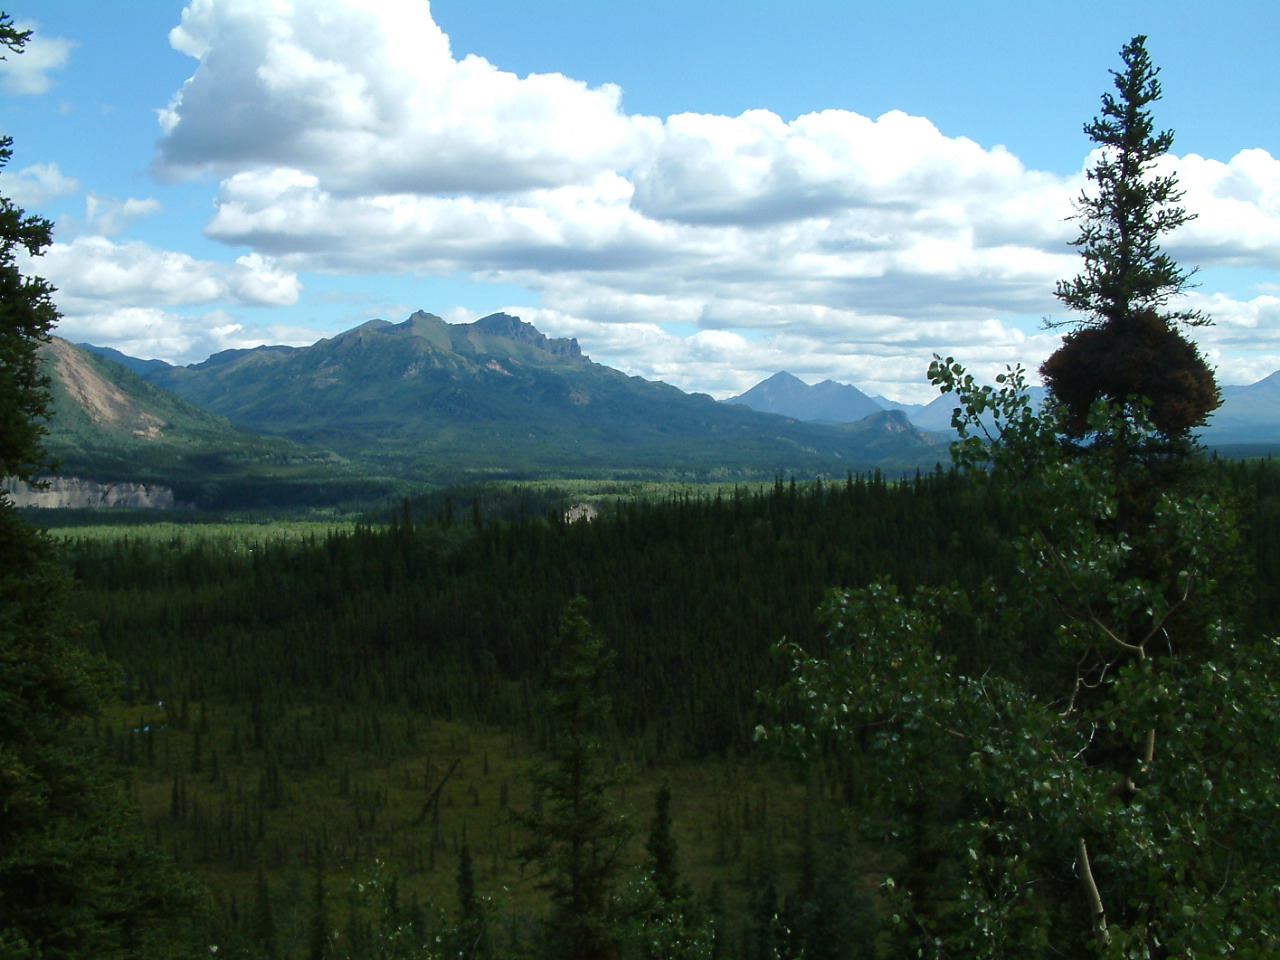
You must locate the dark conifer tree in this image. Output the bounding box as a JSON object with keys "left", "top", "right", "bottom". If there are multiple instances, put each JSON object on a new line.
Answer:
{"left": 1044, "top": 35, "right": 1218, "bottom": 440}
{"left": 514, "top": 598, "right": 631, "bottom": 960}
{"left": 457, "top": 842, "right": 479, "bottom": 925}
{"left": 452, "top": 843, "right": 490, "bottom": 958}
{"left": 307, "top": 858, "right": 330, "bottom": 960}
{"left": 645, "top": 782, "right": 681, "bottom": 904}
{"left": 0, "top": 19, "right": 57, "bottom": 484}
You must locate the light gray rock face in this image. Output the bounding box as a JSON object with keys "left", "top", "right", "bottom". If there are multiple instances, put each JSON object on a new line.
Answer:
{"left": 2, "top": 476, "right": 178, "bottom": 509}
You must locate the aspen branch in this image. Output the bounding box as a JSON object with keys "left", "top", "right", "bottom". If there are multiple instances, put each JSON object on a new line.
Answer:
{"left": 1089, "top": 615, "right": 1146, "bottom": 655}
{"left": 1077, "top": 837, "right": 1111, "bottom": 948}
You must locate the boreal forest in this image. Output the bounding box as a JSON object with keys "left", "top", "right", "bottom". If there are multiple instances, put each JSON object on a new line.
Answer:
{"left": 4, "top": 24, "right": 1280, "bottom": 960}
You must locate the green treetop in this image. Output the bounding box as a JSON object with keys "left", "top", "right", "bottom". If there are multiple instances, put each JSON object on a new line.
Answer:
{"left": 1044, "top": 35, "right": 1218, "bottom": 439}
{"left": 1053, "top": 36, "right": 1198, "bottom": 330}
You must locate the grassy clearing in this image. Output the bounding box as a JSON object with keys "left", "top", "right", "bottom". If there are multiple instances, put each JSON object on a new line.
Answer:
{"left": 51, "top": 519, "right": 362, "bottom": 545}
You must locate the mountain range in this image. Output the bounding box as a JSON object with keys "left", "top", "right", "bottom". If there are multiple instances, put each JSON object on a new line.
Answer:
{"left": 724, "top": 371, "right": 884, "bottom": 423}
{"left": 44, "top": 312, "right": 948, "bottom": 502}
{"left": 1208, "top": 372, "right": 1280, "bottom": 443}
{"left": 727, "top": 369, "right": 1280, "bottom": 443}
{"left": 43, "top": 309, "right": 1275, "bottom": 509}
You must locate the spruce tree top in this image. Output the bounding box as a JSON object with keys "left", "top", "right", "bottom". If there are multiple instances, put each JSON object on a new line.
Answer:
{"left": 1053, "top": 35, "right": 1203, "bottom": 331}
{"left": 1042, "top": 36, "right": 1218, "bottom": 440}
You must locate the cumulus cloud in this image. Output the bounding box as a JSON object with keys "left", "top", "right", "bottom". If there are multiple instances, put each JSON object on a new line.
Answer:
{"left": 83, "top": 193, "right": 164, "bottom": 236}
{"left": 137, "top": 0, "right": 1280, "bottom": 401}
{"left": 155, "top": 0, "right": 659, "bottom": 192}
{"left": 0, "top": 161, "right": 79, "bottom": 209}
{"left": 517, "top": 304, "right": 1062, "bottom": 404}
{"left": 0, "top": 19, "right": 74, "bottom": 95}
{"left": 32, "top": 236, "right": 302, "bottom": 313}
{"left": 631, "top": 108, "right": 1050, "bottom": 228}
{"left": 227, "top": 252, "right": 303, "bottom": 305}
{"left": 1166, "top": 149, "right": 1280, "bottom": 267}
{"left": 202, "top": 157, "right": 1078, "bottom": 329}
{"left": 203, "top": 168, "right": 679, "bottom": 274}
{"left": 53, "top": 306, "right": 333, "bottom": 366}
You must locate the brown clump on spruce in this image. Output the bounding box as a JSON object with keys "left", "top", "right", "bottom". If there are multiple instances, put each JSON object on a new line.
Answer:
{"left": 1041, "top": 308, "right": 1219, "bottom": 438}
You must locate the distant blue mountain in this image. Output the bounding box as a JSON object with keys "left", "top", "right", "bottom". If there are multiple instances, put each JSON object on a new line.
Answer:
{"left": 1201, "top": 371, "right": 1280, "bottom": 443}
{"left": 726, "top": 371, "right": 1045, "bottom": 435}
{"left": 911, "top": 376, "right": 1279, "bottom": 445}
{"left": 725, "top": 371, "right": 883, "bottom": 423}
{"left": 873, "top": 395, "right": 925, "bottom": 417}
{"left": 909, "top": 387, "right": 1049, "bottom": 433}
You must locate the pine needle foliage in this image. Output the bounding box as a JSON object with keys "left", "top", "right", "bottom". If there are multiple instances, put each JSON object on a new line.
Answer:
{"left": 1045, "top": 35, "right": 1218, "bottom": 440}
{"left": 514, "top": 599, "right": 632, "bottom": 960}
{"left": 0, "top": 15, "right": 58, "bottom": 482}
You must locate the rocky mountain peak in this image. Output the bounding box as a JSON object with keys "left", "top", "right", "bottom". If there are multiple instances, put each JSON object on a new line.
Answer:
{"left": 470, "top": 312, "right": 583, "bottom": 359}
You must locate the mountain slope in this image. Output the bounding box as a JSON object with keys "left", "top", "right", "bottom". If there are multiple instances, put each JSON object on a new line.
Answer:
{"left": 1201, "top": 371, "right": 1280, "bottom": 442}
{"left": 46, "top": 336, "right": 238, "bottom": 446}
{"left": 36, "top": 337, "right": 366, "bottom": 507}
{"left": 77, "top": 342, "right": 172, "bottom": 377}
{"left": 146, "top": 312, "right": 945, "bottom": 477}
{"left": 725, "top": 371, "right": 883, "bottom": 422}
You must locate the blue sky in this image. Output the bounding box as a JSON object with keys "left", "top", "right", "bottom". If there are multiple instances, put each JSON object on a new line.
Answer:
{"left": 3, "top": 0, "right": 1278, "bottom": 402}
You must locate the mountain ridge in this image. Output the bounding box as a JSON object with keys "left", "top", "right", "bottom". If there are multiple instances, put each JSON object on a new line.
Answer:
{"left": 127, "top": 311, "right": 945, "bottom": 479}
{"left": 729, "top": 369, "right": 1280, "bottom": 443}
{"left": 725, "top": 371, "right": 882, "bottom": 423}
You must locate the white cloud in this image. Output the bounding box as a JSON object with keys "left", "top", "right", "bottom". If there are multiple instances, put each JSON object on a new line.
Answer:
{"left": 155, "top": 0, "right": 659, "bottom": 192}
{"left": 228, "top": 252, "right": 302, "bottom": 305}
{"left": 517, "top": 303, "right": 1061, "bottom": 404}
{"left": 1167, "top": 150, "right": 1280, "bottom": 266}
{"left": 204, "top": 168, "right": 681, "bottom": 273}
{"left": 136, "top": 0, "right": 1280, "bottom": 402}
{"left": 631, "top": 108, "right": 1046, "bottom": 228}
{"left": 83, "top": 193, "right": 163, "bottom": 236}
{"left": 53, "top": 306, "right": 332, "bottom": 366}
{"left": 0, "top": 20, "right": 74, "bottom": 95}
{"left": 32, "top": 236, "right": 301, "bottom": 313}
{"left": 1, "top": 162, "right": 79, "bottom": 208}
{"left": 39, "top": 237, "right": 225, "bottom": 307}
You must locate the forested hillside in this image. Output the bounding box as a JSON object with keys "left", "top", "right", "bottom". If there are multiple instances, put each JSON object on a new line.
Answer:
{"left": 65, "top": 473, "right": 1017, "bottom": 757}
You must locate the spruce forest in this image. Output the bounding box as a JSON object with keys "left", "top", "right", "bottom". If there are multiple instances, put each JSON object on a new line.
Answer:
{"left": 5, "top": 25, "right": 1280, "bottom": 960}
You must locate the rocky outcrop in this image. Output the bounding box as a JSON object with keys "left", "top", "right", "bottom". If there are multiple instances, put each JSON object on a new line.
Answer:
{"left": 3, "top": 476, "right": 179, "bottom": 509}
{"left": 470, "top": 312, "right": 583, "bottom": 358}
{"left": 564, "top": 502, "right": 599, "bottom": 523}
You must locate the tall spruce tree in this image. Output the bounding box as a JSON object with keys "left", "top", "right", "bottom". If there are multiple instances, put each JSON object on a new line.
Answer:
{"left": 1044, "top": 35, "right": 1218, "bottom": 439}
{"left": 1053, "top": 36, "right": 1197, "bottom": 329}
{"left": 644, "top": 783, "right": 680, "bottom": 904}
